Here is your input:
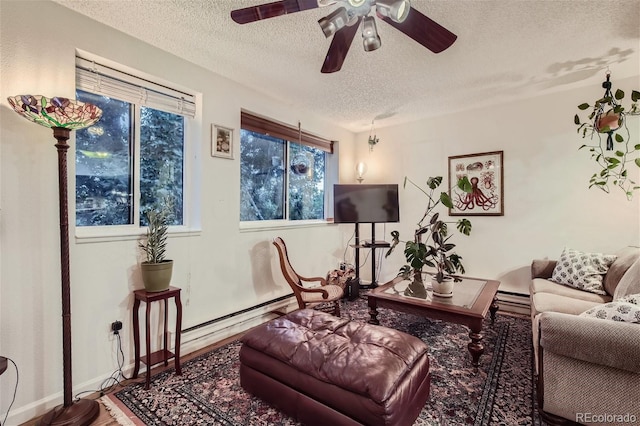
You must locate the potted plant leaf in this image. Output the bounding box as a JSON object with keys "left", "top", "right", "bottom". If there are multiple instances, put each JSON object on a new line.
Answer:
{"left": 574, "top": 72, "right": 640, "bottom": 199}
{"left": 139, "top": 202, "right": 173, "bottom": 292}
{"left": 386, "top": 176, "right": 473, "bottom": 298}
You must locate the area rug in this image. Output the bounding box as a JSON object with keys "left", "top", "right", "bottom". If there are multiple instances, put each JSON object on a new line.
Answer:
{"left": 102, "top": 295, "right": 546, "bottom": 425}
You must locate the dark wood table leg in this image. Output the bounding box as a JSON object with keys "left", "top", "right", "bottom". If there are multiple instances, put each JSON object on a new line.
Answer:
{"left": 367, "top": 299, "right": 380, "bottom": 325}
{"left": 132, "top": 298, "right": 141, "bottom": 379}
{"left": 468, "top": 325, "right": 484, "bottom": 367}
{"left": 468, "top": 331, "right": 484, "bottom": 367}
{"left": 175, "top": 292, "right": 182, "bottom": 375}
{"left": 490, "top": 296, "right": 499, "bottom": 324}
{"left": 145, "top": 299, "right": 152, "bottom": 390}
{"left": 163, "top": 299, "right": 169, "bottom": 367}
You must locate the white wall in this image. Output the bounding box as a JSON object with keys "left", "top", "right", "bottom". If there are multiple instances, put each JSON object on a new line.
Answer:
{"left": 354, "top": 76, "right": 640, "bottom": 291}
{"left": 2, "top": 1, "right": 639, "bottom": 424}
{"left": 0, "top": 2, "right": 355, "bottom": 424}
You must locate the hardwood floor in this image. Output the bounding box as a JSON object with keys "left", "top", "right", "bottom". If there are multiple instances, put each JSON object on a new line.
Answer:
{"left": 20, "top": 333, "right": 242, "bottom": 425}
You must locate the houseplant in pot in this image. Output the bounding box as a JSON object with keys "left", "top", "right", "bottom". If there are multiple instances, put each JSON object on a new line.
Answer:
{"left": 574, "top": 72, "right": 640, "bottom": 199}
{"left": 386, "top": 176, "right": 472, "bottom": 298}
{"left": 139, "top": 203, "right": 173, "bottom": 292}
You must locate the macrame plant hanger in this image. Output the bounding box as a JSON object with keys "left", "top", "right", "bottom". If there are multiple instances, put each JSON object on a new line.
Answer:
{"left": 598, "top": 71, "right": 618, "bottom": 151}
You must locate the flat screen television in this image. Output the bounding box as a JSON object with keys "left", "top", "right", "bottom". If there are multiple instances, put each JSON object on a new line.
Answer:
{"left": 333, "top": 184, "right": 400, "bottom": 224}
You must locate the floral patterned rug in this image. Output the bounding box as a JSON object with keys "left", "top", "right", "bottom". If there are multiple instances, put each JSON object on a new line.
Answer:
{"left": 103, "top": 295, "right": 546, "bottom": 425}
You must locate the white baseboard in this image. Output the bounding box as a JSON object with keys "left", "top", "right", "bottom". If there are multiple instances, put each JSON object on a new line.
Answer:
{"left": 496, "top": 291, "right": 531, "bottom": 315}
{"left": 178, "top": 298, "right": 296, "bottom": 355}
{"left": 4, "top": 297, "right": 297, "bottom": 426}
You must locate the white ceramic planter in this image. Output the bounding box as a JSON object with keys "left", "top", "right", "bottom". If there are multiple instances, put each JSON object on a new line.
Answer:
{"left": 431, "top": 278, "right": 454, "bottom": 298}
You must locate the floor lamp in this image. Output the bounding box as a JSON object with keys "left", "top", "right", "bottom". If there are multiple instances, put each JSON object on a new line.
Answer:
{"left": 7, "top": 95, "right": 102, "bottom": 425}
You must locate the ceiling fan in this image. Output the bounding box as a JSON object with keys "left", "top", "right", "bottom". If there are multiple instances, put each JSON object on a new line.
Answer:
{"left": 230, "top": 0, "right": 457, "bottom": 73}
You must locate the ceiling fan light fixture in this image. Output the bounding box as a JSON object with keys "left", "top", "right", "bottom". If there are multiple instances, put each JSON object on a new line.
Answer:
{"left": 362, "top": 16, "right": 381, "bottom": 51}
{"left": 375, "top": 0, "right": 410, "bottom": 23}
{"left": 348, "top": 0, "right": 368, "bottom": 7}
{"left": 318, "top": 7, "right": 349, "bottom": 38}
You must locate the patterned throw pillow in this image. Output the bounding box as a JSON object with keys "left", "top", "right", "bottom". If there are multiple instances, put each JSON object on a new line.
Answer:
{"left": 550, "top": 248, "right": 617, "bottom": 295}
{"left": 580, "top": 302, "right": 640, "bottom": 324}
{"left": 616, "top": 293, "right": 640, "bottom": 305}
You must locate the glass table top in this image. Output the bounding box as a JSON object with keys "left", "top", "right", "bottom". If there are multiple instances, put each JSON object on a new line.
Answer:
{"left": 379, "top": 276, "right": 487, "bottom": 309}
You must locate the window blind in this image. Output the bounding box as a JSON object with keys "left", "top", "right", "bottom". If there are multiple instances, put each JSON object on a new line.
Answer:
{"left": 75, "top": 56, "right": 196, "bottom": 118}
{"left": 241, "top": 110, "right": 334, "bottom": 153}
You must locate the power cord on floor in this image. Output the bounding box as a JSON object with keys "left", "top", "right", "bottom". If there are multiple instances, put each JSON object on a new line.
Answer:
{"left": 1, "top": 357, "right": 18, "bottom": 426}
{"left": 73, "top": 330, "right": 131, "bottom": 400}
{"left": 342, "top": 228, "right": 355, "bottom": 264}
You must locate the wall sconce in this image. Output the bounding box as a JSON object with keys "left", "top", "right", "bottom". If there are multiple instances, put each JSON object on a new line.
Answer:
{"left": 356, "top": 161, "right": 368, "bottom": 183}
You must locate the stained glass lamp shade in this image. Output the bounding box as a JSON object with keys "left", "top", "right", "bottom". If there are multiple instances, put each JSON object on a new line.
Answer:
{"left": 7, "top": 95, "right": 102, "bottom": 130}
{"left": 7, "top": 94, "right": 102, "bottom": 426}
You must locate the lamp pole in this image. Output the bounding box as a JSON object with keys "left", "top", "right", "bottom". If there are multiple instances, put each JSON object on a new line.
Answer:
{"left": 38, "top": 128, "right": 99, "bottom": 426}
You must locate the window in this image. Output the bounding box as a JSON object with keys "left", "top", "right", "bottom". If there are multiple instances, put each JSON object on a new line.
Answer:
{"left": 75, "top": 57, "right": 195, "bottom": 228}
{"left": 240, "top": 111, "right": 335, "bottom": 222}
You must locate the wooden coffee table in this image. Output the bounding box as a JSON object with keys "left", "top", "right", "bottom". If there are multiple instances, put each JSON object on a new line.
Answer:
{"left": 368, "top": 275, "right": 500, "bottom": 367}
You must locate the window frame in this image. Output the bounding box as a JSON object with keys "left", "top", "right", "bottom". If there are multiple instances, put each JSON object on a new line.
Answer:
{"left": 74, "top": 54, "right": 199, "bottom": 243}
{"left": 239, "top": 110, "right": 338, "bottom": 229}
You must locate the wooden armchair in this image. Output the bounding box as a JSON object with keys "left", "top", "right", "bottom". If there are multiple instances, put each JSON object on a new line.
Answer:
{"left": 272, "top": 237, "right": 343, "bottom": 316}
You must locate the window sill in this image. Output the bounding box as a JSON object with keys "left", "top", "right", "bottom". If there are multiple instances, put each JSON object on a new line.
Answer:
{"left": 239, "top": 219, "right": 335, "bottom": 233}
{"left": 75, "top": 225, "right": 202, "bottom": 244}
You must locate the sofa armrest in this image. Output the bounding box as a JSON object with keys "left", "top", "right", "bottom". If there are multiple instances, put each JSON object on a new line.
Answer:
{"left": 539, "top": 312, "right": 640, "bottom": 373}
{"left": 531, "top": 259, "right": 556, "bottom": 279}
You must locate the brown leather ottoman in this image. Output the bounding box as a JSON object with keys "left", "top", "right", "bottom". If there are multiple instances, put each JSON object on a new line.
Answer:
{"left": 239, "top": 309, "right": 431, "bottom": 426}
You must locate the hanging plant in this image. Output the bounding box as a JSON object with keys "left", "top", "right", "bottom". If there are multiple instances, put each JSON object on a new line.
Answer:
{"left": 574, "top": 72, "right": 640, "bottom": 199}
{"left": 368, "top": 134, "right": 379, "bottom": 151}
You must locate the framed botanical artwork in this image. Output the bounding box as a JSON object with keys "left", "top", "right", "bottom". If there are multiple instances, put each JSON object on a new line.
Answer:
{"left": 448, "top": 150, "right": 504, "bottom": 216}
{"left": 212, "top": 124, "right": 234, "bottom": 159}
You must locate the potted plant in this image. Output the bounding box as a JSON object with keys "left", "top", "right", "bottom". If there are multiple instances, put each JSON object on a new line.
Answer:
{"left": 139, "top": 203, "right": 173, "bottom": 292}
{"left": 386, "top": 176, "right": 472, "bottom": 298}
{"left": 574, "top": 72, "right": 640, "bottom": 199}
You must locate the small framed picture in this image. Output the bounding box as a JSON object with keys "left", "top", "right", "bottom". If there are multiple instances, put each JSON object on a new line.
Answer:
{"left": 448, "top": 150, "right": 504, "bottom": 216}
{"left": 212, "top": 124, "right": 234, "bottom": 159}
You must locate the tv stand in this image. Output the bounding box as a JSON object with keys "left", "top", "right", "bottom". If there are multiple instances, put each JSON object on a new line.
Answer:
{"left": 350, "top": 223, "right": 390, "bottom": 289}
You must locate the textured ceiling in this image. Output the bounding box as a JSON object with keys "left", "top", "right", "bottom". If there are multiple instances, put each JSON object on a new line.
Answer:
{"left": 53, "top": 0, "right": 640, "bottom": 132}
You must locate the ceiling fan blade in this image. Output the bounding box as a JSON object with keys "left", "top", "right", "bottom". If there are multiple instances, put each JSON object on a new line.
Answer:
{"left": 321, "top": 17, "right": 362, "bottom": 74}
{"left": 231, "top": 0, "right": 321, "bottom": 24}
{"left": 379, "top": 7, "right": 457, "bottom": 53}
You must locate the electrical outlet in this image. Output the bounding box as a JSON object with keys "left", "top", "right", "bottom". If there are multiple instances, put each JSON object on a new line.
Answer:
{"left": 111, "top": 320, "right": 122, "bottom": 333}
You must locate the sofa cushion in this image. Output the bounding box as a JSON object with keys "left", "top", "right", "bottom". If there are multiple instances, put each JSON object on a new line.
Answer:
{"left": 530, "top": 278, "right": 612, "bottom": 303}
{"left": 531, "top": 292, "right": 605, "bottom": 317}
{"left": 580, "top": 301, "right": 640, "bottom": 324}
{"left": 550, "top": 248, "right": 616, "bottom": 295}
{"left": 604, "top": 247, "right": 640, "bottom": 296}
{"left": 531, "top": 259, "right": 557, "bottom": 279}
{"left": 613, "top": 256, "right": 640, "bottom": 300}
{"left": 616, "top": 293, "right": 640, "bottom": 305}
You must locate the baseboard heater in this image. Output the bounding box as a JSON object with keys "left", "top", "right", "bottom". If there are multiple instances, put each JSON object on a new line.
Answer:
{"left": 497, "top": 289, "right": 529, "bottom": 298}
{"left": 182, "top": 293, "right": 294, "bottom": 334}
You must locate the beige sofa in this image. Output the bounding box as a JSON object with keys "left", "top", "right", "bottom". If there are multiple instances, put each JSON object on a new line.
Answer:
{"left": 530, "top": 246, "right": 640, "bottom": 426}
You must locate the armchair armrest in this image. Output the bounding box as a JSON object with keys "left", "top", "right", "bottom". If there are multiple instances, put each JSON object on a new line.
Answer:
{"left": 297, "top": 276, "right": 331, "bottom": 299}
{"left": 539, "top": 312, "right": 640, "bottom": 373}
{"left": 299, "top": 275, "right": 328, "bottom": 286}
{"left": 531, "top": 259, "right": 556, "bottom": 279}
{"left": 300, "top": 286, "right": 330, "bottom": 299}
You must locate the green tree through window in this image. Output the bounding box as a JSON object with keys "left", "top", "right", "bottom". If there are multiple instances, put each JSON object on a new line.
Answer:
{"left": 240, "top": 129, "right": 326, "bottom": 221}
{"left": 75, "top": 89, "right": 185, "bottom": 227}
